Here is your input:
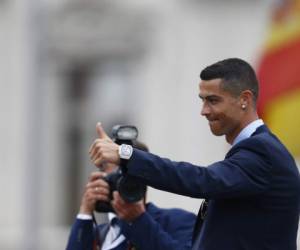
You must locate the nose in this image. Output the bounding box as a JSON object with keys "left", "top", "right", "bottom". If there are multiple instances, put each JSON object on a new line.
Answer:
{"left": 201, "top": 102, "right": 210, "bottom": 116}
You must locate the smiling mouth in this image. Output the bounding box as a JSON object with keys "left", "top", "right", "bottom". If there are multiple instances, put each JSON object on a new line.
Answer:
{"left": 208, "top": 119, "right": 219, "bottom": 126}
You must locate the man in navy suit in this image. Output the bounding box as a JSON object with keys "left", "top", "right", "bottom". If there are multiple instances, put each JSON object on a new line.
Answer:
{"left": 89, "top": 58, "right": 300, "bottom": 250}
{"left": 66, "top": 141, "right": 196, "bottom": 250}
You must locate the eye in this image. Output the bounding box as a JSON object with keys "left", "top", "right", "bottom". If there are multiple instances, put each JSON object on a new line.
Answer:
{"left": 208, "top": 98, "right": 219, "bottom": 105}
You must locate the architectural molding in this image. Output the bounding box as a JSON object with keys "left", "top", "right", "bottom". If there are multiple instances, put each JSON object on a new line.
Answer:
{"left": 46, "top": 0, "right": 154, "bottom": 65}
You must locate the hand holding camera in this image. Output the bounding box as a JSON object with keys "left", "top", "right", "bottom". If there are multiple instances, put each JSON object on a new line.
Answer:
{"left": 79, "top": 171, "right": 110, "bottom": 215}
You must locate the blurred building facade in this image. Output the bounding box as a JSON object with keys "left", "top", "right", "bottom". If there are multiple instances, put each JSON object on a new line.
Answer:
{"left": 1, "top": 0, "right": 298, "bottom": 249}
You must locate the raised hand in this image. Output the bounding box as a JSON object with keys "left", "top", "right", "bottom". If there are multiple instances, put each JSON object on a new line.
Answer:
{"left": 89, "top": 123, "right": 120, "bottom": 167}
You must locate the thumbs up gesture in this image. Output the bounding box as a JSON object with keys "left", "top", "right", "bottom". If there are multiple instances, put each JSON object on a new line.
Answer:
{"left": 89, "top": 123, "right": 120, "bottom": 167}
{"left": 95, "top": 122, "right": 110, "bottom": 140}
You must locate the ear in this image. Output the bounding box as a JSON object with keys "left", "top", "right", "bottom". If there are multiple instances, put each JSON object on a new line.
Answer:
{"left": 239, "top": 90, "right": 254, "bottom": 110}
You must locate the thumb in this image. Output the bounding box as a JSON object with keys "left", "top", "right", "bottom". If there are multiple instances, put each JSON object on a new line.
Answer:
{"left": 96, "top": 122, "right": 109, "bottom": 139}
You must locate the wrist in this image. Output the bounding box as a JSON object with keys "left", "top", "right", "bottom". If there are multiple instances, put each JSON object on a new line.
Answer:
{"left": 118, "top": 144, "right": 133, "bottom": 171}
{"left": 79, "top": 205, "right": 93, "bottom": 215}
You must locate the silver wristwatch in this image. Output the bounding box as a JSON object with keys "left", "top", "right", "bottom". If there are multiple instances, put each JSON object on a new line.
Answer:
{"left": 118, "top": 144, "right": 133, "bottom": 160}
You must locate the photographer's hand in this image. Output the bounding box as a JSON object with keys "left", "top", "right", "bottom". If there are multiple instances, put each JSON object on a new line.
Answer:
{"left": 79, "top": 172, "right": 110, "bottom": 215}
{"left": 111, "top": 191, "right": 146, "bottom": 223}
{"left": 89, "top": 123, "right": 120, "bottom": 167}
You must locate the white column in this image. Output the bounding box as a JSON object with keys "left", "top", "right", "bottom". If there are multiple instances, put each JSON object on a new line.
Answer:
{"left": 14, "top": 0, "right": 45, "bottom": 249}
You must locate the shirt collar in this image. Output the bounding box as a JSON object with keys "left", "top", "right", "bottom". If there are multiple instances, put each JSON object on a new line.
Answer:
{"left": 232, "top": 119, "right": 264, "bottom": 146}
{"left": 108, "top": 212, "right": 117, "bottom": 222}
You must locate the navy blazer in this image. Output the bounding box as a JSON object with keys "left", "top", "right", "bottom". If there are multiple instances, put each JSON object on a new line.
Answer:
{"left": 126, "top": 125, "right": 300, "bottom": 250}
{"left": 66, "top": 203, "right": 196, "bottom": 250}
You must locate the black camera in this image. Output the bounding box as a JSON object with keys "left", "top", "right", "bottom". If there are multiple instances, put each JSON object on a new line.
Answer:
{"left": 95, "top": 125, "right": 146, "bottom": 213}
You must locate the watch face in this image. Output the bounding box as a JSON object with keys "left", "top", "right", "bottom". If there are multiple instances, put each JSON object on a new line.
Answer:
{"left": 120, "top": 144, "right": 133, "bottom": 159}
{"left": 122, "top": 145, "right": 132, "bottom": 156}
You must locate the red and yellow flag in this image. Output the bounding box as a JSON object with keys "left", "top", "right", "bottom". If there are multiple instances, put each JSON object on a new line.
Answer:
{"left": 257, "top": 0, "right": 300, "bottom": 157}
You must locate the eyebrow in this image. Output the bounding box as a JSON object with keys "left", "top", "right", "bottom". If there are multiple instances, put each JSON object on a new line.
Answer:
{"left": 198, "top": 94, "right": 220, "bottom": 100}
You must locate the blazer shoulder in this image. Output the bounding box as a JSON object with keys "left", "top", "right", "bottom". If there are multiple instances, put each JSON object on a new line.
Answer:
{"left": 227, "top": 127, "right": 297, "bottom": 171}
{"left": 228, "top": 125, "right": 290, "bottom": 156}
{"left": 226, "top": 133, "right": 271, "bottom": 159}
{"left": 250, "top": 129, "right": 294, "bottom": 160}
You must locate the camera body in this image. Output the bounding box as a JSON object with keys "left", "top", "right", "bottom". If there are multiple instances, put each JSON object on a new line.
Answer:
{"left": 95, "top": 125, "right": 146, "bottom": 213}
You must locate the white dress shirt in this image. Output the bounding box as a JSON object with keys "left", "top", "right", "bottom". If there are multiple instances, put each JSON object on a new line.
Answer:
{"left": 77, "top": 212, "right": 126, "bottom": 250}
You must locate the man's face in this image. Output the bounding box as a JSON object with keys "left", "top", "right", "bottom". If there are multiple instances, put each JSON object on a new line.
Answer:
{"left": 199, "top": 78, "right": 244, "bottom": 144}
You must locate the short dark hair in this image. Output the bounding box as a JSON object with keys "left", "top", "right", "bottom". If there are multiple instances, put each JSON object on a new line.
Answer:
{"left": 200, "top": 58, "right": 259, "bottom": 103}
